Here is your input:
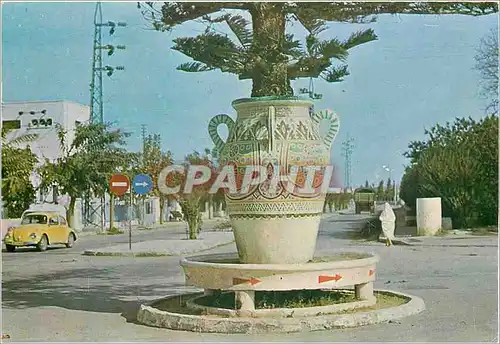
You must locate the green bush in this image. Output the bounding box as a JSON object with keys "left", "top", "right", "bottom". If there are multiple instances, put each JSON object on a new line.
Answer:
{"left": 400, "top": 115, "right": 498, "bottom": 229}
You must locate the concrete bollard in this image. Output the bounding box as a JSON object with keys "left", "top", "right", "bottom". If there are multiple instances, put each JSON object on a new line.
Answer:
{"left": 416, "top": 197, "right": 442, "bottom": 236}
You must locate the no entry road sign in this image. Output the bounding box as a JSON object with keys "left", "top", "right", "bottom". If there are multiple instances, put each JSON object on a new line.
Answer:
{"left": 109, "top": 174, "right": 130, "bottom": 196}
{"left": 133, "top": 174, "right": 153, "bottom": 195}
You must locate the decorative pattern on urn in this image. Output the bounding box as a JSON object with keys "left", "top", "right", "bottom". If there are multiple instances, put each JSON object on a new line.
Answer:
{"left": 208, "top": 99, "right": 340, "bottom": 216}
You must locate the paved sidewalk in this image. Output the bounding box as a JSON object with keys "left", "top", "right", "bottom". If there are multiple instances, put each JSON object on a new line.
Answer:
{"left": 80, "top": 217, "right": 229, "bottom": 234}
{"left": 82, "top": 232, "right": 235, "bottom": 257}
{"left": 378, "top": 231, "right": 498, "bottom": 247}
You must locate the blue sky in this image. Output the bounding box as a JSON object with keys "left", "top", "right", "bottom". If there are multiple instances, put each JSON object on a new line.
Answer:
{"left": 2, "top": 2, "right": 497, "bottom": 187}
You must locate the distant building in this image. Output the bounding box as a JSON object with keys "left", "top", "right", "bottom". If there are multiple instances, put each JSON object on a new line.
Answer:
{"left": 2, "top": 100, "right": 90, "bottom": 203}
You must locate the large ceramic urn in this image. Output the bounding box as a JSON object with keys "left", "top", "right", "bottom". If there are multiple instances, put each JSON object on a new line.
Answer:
{"left": 208, "top": 97, "right": 340, "bottom": 264}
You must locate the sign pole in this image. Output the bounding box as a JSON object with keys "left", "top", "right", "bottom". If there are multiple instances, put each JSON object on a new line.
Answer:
{"left": 109, "top": 173, "right": 132, "bottom": 248}
{"left": 129, "top": 188, "right": 133, "bottom": 251}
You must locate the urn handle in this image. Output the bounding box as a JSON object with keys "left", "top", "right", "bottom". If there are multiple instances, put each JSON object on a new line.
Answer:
{"left": 312, "top": 109, "right": 340, "bottom": 148}
{"left": 208, "top": 114, "right": 235, "bottom": 152}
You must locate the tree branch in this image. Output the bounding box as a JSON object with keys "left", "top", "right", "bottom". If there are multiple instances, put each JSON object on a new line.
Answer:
{"left": 140, "top": 2, "right": 251, "bottom": 31}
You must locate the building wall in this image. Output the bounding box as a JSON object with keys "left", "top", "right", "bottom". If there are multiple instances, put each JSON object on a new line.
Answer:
{"left": 2, "top": 100, "right": 90, "bottom": 203}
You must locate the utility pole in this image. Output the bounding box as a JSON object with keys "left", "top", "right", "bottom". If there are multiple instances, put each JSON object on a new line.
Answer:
{"left": 141, "top": 124, "right": 147, "bottom": 153}
{"left": 85, "top": 1, "right": 127, "bottom": 231}
{"left": 341, "top": 135, "right": 355, "bottom": 192}
{"left": 89, "top": 1, "right": 126, "bottom": 124}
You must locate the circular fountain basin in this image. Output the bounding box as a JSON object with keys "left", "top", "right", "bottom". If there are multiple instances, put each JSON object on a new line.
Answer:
{"left": 136, "top": 290, "right": 426, "bottom": 334}
{"left": 137, "top": 252, "right": 426, "bottom": 333}
{"left": 185, "top": 290, "right": 377, "bottom": 318}
{"left": 180, "top": 252, "right": 378, "bottom": 291}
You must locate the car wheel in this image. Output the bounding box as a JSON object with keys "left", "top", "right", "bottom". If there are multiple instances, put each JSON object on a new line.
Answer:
{"left": 66, "top": 233, "right": 75, "bottom": 248}
{"left": 5, "top": 244, "right": 15, "bottom": 252}
{"left": 37, "top": 235, "right": 48, "bottom": 252}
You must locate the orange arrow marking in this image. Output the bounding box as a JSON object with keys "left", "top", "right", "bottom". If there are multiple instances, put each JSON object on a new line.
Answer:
{"left": 232, "top": 277, "right": 261, "bottom": 286}
{"left": 369, "top": 269, "right": 376, "bottom": 276}
{"left": 318, "top": 274, "right": 342, "bottom": 283}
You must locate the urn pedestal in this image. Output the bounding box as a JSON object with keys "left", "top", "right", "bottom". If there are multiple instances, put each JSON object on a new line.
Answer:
{"left": 209, "top": 97, "right": 340, "bottom": 264}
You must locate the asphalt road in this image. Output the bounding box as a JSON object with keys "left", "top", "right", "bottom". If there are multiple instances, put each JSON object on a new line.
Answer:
{"left": 2, "top": 214, "right": 498, "bottom": 342}
{"left": 2, "top": 220, "right": 204, "bottom": 255}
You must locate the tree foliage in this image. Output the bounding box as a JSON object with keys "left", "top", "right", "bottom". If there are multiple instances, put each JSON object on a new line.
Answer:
{"left": 474, "top": 28, "right": 499, "bottom": 114}
{"left": 139, "top": 2, "right": 497, "bottom": 97}
{"left": 1, "top": 128, "right": 38, "bottom": 218}
{"left": 168, "top": 150, "right": 218, "bottom": 239}
{"left": 400, "top": 115, "right": 498, "bottom": 228}
{"left": 140, "top": 134, "right": 173, "bottom": 224}
{"left": 37, "top": 122, "right": 131, "bottom": 224}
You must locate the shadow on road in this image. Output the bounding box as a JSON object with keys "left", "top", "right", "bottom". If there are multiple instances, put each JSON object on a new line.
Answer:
{"left": 2, "top": 246, "right": 68, "bottom": 254}
{"left": 320, "top": 217, "right": 376, "bottom": 240}
{"left": 1, "top": 266, "right": 191, "bottom": 323}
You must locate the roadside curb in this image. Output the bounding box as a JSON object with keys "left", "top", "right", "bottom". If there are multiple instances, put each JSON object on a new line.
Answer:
{"left": 82, "top": 240, "right": 235, "bottom": 258}
{"left": 377, "top": 234, "right": 498, "bottom": 248}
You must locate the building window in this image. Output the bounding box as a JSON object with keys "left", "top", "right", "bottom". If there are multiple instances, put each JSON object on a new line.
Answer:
{"left": 145, "top": 201, "right": 152, "bottom": 214}
{"left": 29, "top": 118, "right": 53, "bottom": 129}
{"left": 2, "top": 120, "right": 21, "bottom": 130}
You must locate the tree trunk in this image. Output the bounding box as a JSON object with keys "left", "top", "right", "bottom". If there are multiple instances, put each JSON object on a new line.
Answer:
{"left": 208, "top": 194, "right": 213, "bottom": 219}
{"left": 67, "top": 197, "right": 76, "bottom": 228}
{"left": 180, "top": 197, "right": 201, "bottom": 240}
{"left": 159, "top": 197, "right": 165, "bottom": 225}
{"left": 250, "top": 3, "right": 291, "bottom": 97}
{"left": 188, "top": 218, "right": 199, "bottom": 240}
{"left": 109, "top": 193, "right": 114, "bottom": 231}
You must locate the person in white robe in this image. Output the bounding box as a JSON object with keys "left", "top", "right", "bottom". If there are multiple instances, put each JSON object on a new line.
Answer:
{"left": 379, "top": 202, "right": 396, "bottom": 246}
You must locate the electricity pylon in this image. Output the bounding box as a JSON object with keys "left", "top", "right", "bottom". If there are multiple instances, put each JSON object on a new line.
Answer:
{"left": 341, "top": 135, "right": 355, "bottom": 191}
{"left": 89, "top": 1, "right": 126, "bottom": 124}
{"left": 85, "top": 1, "right": 127, "bottom": 230}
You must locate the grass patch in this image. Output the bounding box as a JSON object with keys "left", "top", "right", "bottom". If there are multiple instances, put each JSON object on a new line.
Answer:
{"left": 196, "top": 290, "right": 359, "bottom": 310}
{"left": 152, "top": 291, "right": 408, "bottom": 316}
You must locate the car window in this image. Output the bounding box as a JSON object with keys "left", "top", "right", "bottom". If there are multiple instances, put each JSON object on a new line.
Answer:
{"left": 49, "top": 217, "right": 59, "bottom": 225}
{"left": 21, "top": 214, "right": 47, "bottom": 225}
{"left": 59, "top": 216, "right": 67, "bottom": 225}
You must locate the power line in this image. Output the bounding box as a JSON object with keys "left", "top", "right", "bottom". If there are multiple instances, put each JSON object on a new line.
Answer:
{"left": 341, "top": 135, "right": 355, "bottom": 191}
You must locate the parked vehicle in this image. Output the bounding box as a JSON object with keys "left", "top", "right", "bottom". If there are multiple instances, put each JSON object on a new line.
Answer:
{"left": 3, "top": 211, "right": 77, "bottom": 252}
{"left": 353, "top": 188, "right": 376, "bottom": 214}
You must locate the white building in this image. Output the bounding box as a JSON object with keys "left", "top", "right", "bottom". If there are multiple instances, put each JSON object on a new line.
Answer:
{"left": 2, "top": 100, "right": 90, "bottom": 205}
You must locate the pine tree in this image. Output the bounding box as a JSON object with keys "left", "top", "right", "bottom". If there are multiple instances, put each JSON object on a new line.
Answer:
{"left": 139, "top": 2, "right": 497, "bottom": 97}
